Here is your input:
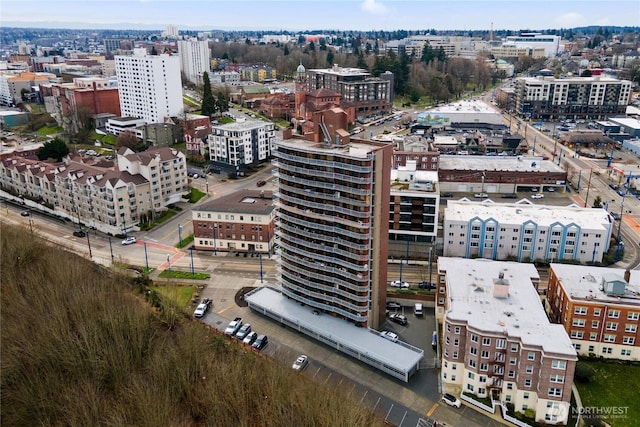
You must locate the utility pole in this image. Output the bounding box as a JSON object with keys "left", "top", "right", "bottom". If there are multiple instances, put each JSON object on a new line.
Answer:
{"left": 584, "top": 169, "right": 593, "bottom": 208}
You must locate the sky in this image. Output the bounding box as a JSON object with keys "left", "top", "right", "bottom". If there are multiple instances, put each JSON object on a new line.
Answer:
{"left": 2, "top": 0, "right": 639, "bottom": 32}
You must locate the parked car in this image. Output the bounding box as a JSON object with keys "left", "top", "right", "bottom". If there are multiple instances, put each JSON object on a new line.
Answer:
{"left": 617, "top": 189, "right": 626, "bottom": 197}
{"left": 531, "top": 193, "right": 544, "bottom": 199}
{"left": 224, "top": 317, "right": 243, "bottom": 336}
{"left": 256, "top": 180, "right": 267, "bottom": 187}
{"left": 389, "top": 313, "right": 408, "bottom": 325}
{"left": 389, "top": 280, "right": 410, "bottom": 289}
{"left": 242, "top": 331, "right": 258, "bottom": 346}
{"left": 442, "top": 393, "right": 462, "bottom": 408}
{"left": 235, "top": 323, "right": 252, "bottom": 340}
{"left": 386, "top": 302, "right": 402, "bottom": 310}
{"left": 292, "top": 355, "right": 309, "bottom": 371}
{"left": 72, "top": 230, "right": 87, "bottom": 238}
{"left": 418, "top": 281, "right": 436, "bottom": 290}
{"left": 441, "top": 192, "right": 453, "bottom": 198}
{"left": 610, "top": 212, "right": 621, "bottom": 220}
{"left": 20, "top": 210, "right": 30, "bottom": 216}
{"left": 474, "top": 193, "right": 489, "bottom": 199}
{"left": 380, "top": 331, "right": 399, "bottom": 343}
{"left": 546, "top": 187, "right": 555, "bottom": 192}
{"left": 501, "top": 193, "right": 517, "bottom": 199}
{"left": 252, "top": 334, "right": 268, "bottom": 351}
{"left": 121, "top": 236, "right": 137, "bottom": 245}
{"left": 193, "top": 298, "right": 212, "bottom": 318}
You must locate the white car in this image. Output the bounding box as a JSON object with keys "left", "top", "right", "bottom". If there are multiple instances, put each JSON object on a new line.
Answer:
{"left": 380, "top": 330, "right": 399, "bottom": 343}
{"left": 390, "top": 280, "right": 410, "bottom": 289}
{"left": 474, "top": 193, "right": 489, "bottom": 199}
{"left": 531, "top": 193, "right": 544, "bottom": 199}
{"left": 442, "top": 393, "right": 462, "bottom": 408}
{"left": 121, "top": 236, "right": 137, "bottom": 245}
{"left": 193, "top": 298, "right": 212, "bottom": 318}
{"left": 292, "top": 355, "right": 309, "bottom": 371}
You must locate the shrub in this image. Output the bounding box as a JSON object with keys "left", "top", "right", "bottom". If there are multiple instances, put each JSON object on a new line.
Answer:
{"left": 574, "top": 361, "right": 596, "bottom": 383}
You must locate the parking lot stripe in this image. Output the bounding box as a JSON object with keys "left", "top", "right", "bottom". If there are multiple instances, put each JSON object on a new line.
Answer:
{"left": 426, "top": 402, "right": 439, "bottom": 417}
{"left": 359, "top": 390, "right": 368, "bottom": 404}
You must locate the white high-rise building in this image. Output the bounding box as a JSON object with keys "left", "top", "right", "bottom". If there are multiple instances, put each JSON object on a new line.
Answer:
{"left": 115, "top": 48, "right": 183, "bottom": 124}
{"left": 178, "top": 38, "right": 210, "bottom": 85}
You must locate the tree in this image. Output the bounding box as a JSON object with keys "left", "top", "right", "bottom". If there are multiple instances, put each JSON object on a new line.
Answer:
{"left": 37, "top": 138, "right": 69, "bottom": 161}
{"left": 116, "top": 131, "right": 142, "bottom": 151}
{"left": 326, "top": 50, "right": 335, "bottom": 67}
{"left": 200, "top": 71, "right": 216, "bottom": 118}
{"left": 592, "top": 195, "right": 603, "bottom": 208}
{"left": 150, "top": 46, "right": 158, "bottom": 56}
{"left": 574, "top": 361, "right": 595, "bottom": 383}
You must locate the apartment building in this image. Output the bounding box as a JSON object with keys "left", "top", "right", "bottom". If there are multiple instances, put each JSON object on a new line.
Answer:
{"left": 547, "top": 264, "right": 640, "bottom": 361}
{"left": 0, "top": 71, "right": 57, "bottom": 106}
{"left": 40, "top": 76, "right": 121, "bottom": 130}
{"left": 177, "top": 38, "right": 210, "bottom": 85}
{"left": 115, "top": 48, "right": 183, "bottom": 124}
{"left": 273, "top": 135, "right": 393, "bottom": 329}
{"left": 443, "top": 199, "right": 612, "bottom": 264}
{"left": 207, "top": 119, "right": 276, "bottom": 168}
{"left": 388, "top": 161, "right": 439, "bottom": 258}
{"left": 514, "top": 76, "right": 633, "bottom": 120}
{"left": 491, "top": 44, "right": 546, "bottom": 59}
{"left": 191, "top": 189, "right": 275, "bottom": 254}
{"left": 438, "top": 258, "right": 576, "bottom": 425}
{"left": 0, "top": 146, "right": 187, "bottom": 235}
{"left": 304, "top": 64, "right": 393, "bottom": 118}
{"left": 209, "top": 71, "right": 240, "bottom": 86}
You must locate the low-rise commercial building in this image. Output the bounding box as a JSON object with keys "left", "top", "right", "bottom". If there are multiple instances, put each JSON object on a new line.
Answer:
{"left": 547, "top": 265, "right": 640, "bottom": 361}
{"left": 191, "top": 189, "right": 275, "bottom": 254}
{"left": 438, "top": 258, "right": 576, "bottom": 425}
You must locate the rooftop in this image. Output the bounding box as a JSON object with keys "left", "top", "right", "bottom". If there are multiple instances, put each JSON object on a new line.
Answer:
{"left": 196, "top": 189, "right": 274, "bottom": 215}
{"left": 276, "top": 137, "right": 381, "bottom": 159}
{"left": 439, "top": 257, "right": 576, "bottom": 357}
{"left": 439, "top": 155, "right": 565, "bottom": 173}
{"left": 424, "top": 99, "right": 500, "bottom": 115}
{"left": 551, "top": 264, "right": 640, "bottom": 306}
{"left": 212, "top": 119, "right": 271, "bottom": 132}
{"left": 445, "top": 199, "right": 611, "bottom": 230}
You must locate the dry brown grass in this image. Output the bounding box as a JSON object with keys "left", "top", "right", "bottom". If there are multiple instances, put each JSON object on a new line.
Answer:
{"left": 1, "top": 224, "right": 383, "bottom": 427}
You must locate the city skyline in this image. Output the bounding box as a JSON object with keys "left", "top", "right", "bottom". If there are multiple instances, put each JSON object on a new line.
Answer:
{"left": 2, "top": 0, "right": 639, "bottom": 32}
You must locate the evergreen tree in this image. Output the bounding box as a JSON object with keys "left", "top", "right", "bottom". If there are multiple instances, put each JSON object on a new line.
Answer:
{"left": 356, "top": 52, "right": 368, "bottom": 70}
{"left": 201, "top": 72, "right": 216, "bottom": 118}
{"left": 37, "top": 138, "right": 69, "bottom": 161}
{"left": 326, "top": 50, "right": 335, "bottom": 67}
{"left": 284, "top": 44, "right": 290, "bottom": 56}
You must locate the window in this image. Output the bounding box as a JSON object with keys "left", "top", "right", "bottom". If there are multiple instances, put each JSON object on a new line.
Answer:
{"left": 468, "top": 372, "right": 475, "bottom": 380}
{"left": 496, "top": 339, "right": 506, "bottom": 349}
{"left": 510, "top": 343, "right": 518, "bottom": 352}
{"left": 509, "top": 357, "right": 517, "bottom": 365}
{"left": 479, "top": 376, "right": 486, "bottom": 383}
{"left": 526, "top": 366, "right": 534, "bottom": 374}
{"left": 621, "top": 349, "right": 631, "bottom": 356}
{"left": 606, "top": 322, "right": 618, "bottom": 331}
{"left": 593, "top": 308, "right": 601, "bottom": 316}
{"left": 523, "top": 392, "right": 529, "bottom": 399}
{"left": 466, "top": 384, "right": 474, "bottom": 392}
{"left": 469, "top": 359, "right": 476, "bottom": 368}
{"left": 453, "top": 351, "right": 458, "bottom": 359}
{"left": 571, "top": 331, "right": 584, "bottom": 339}
{"left": 508, "top": 370, "right": 515, "bottom": 378}
{"left": 550, "top": 374, "right": 564, "bottom": 383}
{"left": 590, "top": 332, "right": 598, "bottom": 341}
{"left": 628, "top": 312, "right": 639, "bottom": 320}
{"left": 574, "top": 307, "right": 587, "bottom": 315}
{"left": 527, "top": 352, "right": 535, "bottom": 361}
{"left": 551, "top": 360, "right": 566, "bottom": 370}
{"left": 623, "top": 337, "right": 635, "bottom": 345}
{"left": 454, "top": 339, "right": 459, "bottom": 347}
{"left": 480, "top": 363, "right": 489, "bottom": 371}
{"left": 591, "top": 320, "right": 599, "bottom": 329}
{"left": 454, "top": 326, "right": 461, "bottom": 334}
{"left": 481, "top": 350, "right": 489, "bottom": 359}
{"left": 471, "top": 334, "right": 478, "bottom": 343}
{"left": 482, "top": 337, "right": 491, "bottom": 346}
{"left": 572, "top": 319, "right": 585, "bottom": 327}
{"left": 507, "top": 383, "right": 513, "bottom": 390}
{"left": 524, "top": 379, "right": 532, "bottom": 387}
{"left": 602, "top": 347, "right": 612, "bottom": 354}
{"left": 609, "top": 310, "right": 620, "bottom": 318}
{"left": 625, "top": 324, "right": 637, "bottom": 333}
{"left": 548, "top": 388, "right": 562, "bottom": 397}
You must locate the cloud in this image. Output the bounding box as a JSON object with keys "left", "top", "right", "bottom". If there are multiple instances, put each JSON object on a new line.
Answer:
{"left": 361, "top": 0, "right": 388, "bottom": 15}
{"left": 554, "top": 12, "right": 586, "bottom": 28}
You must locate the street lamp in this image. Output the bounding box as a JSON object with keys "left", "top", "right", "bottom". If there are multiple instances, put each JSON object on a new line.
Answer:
{"left": 178, "top": 224, "right": 183, "bottom": 248}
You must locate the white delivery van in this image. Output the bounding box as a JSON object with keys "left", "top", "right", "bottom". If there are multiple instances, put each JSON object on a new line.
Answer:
{"left": 414, "top": 303, "right": 423, "bottom": 316}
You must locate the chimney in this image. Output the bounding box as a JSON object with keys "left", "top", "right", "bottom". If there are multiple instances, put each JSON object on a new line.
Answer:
{"left": 624, "top": 269, "right": 630, "bottom": 284}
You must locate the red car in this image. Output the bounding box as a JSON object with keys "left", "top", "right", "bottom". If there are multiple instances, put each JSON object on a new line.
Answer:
{"left": 256, "top": 180, "right": 266, "bottom": 187}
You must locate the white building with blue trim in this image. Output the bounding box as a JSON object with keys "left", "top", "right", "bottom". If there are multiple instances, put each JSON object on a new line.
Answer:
{"left": 443, "top": 199, "right": 613, "bottom": 264}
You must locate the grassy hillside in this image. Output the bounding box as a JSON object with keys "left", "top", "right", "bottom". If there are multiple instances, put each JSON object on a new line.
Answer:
{"left": 0, "top": 224, "right": 383, "bottom": 427}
